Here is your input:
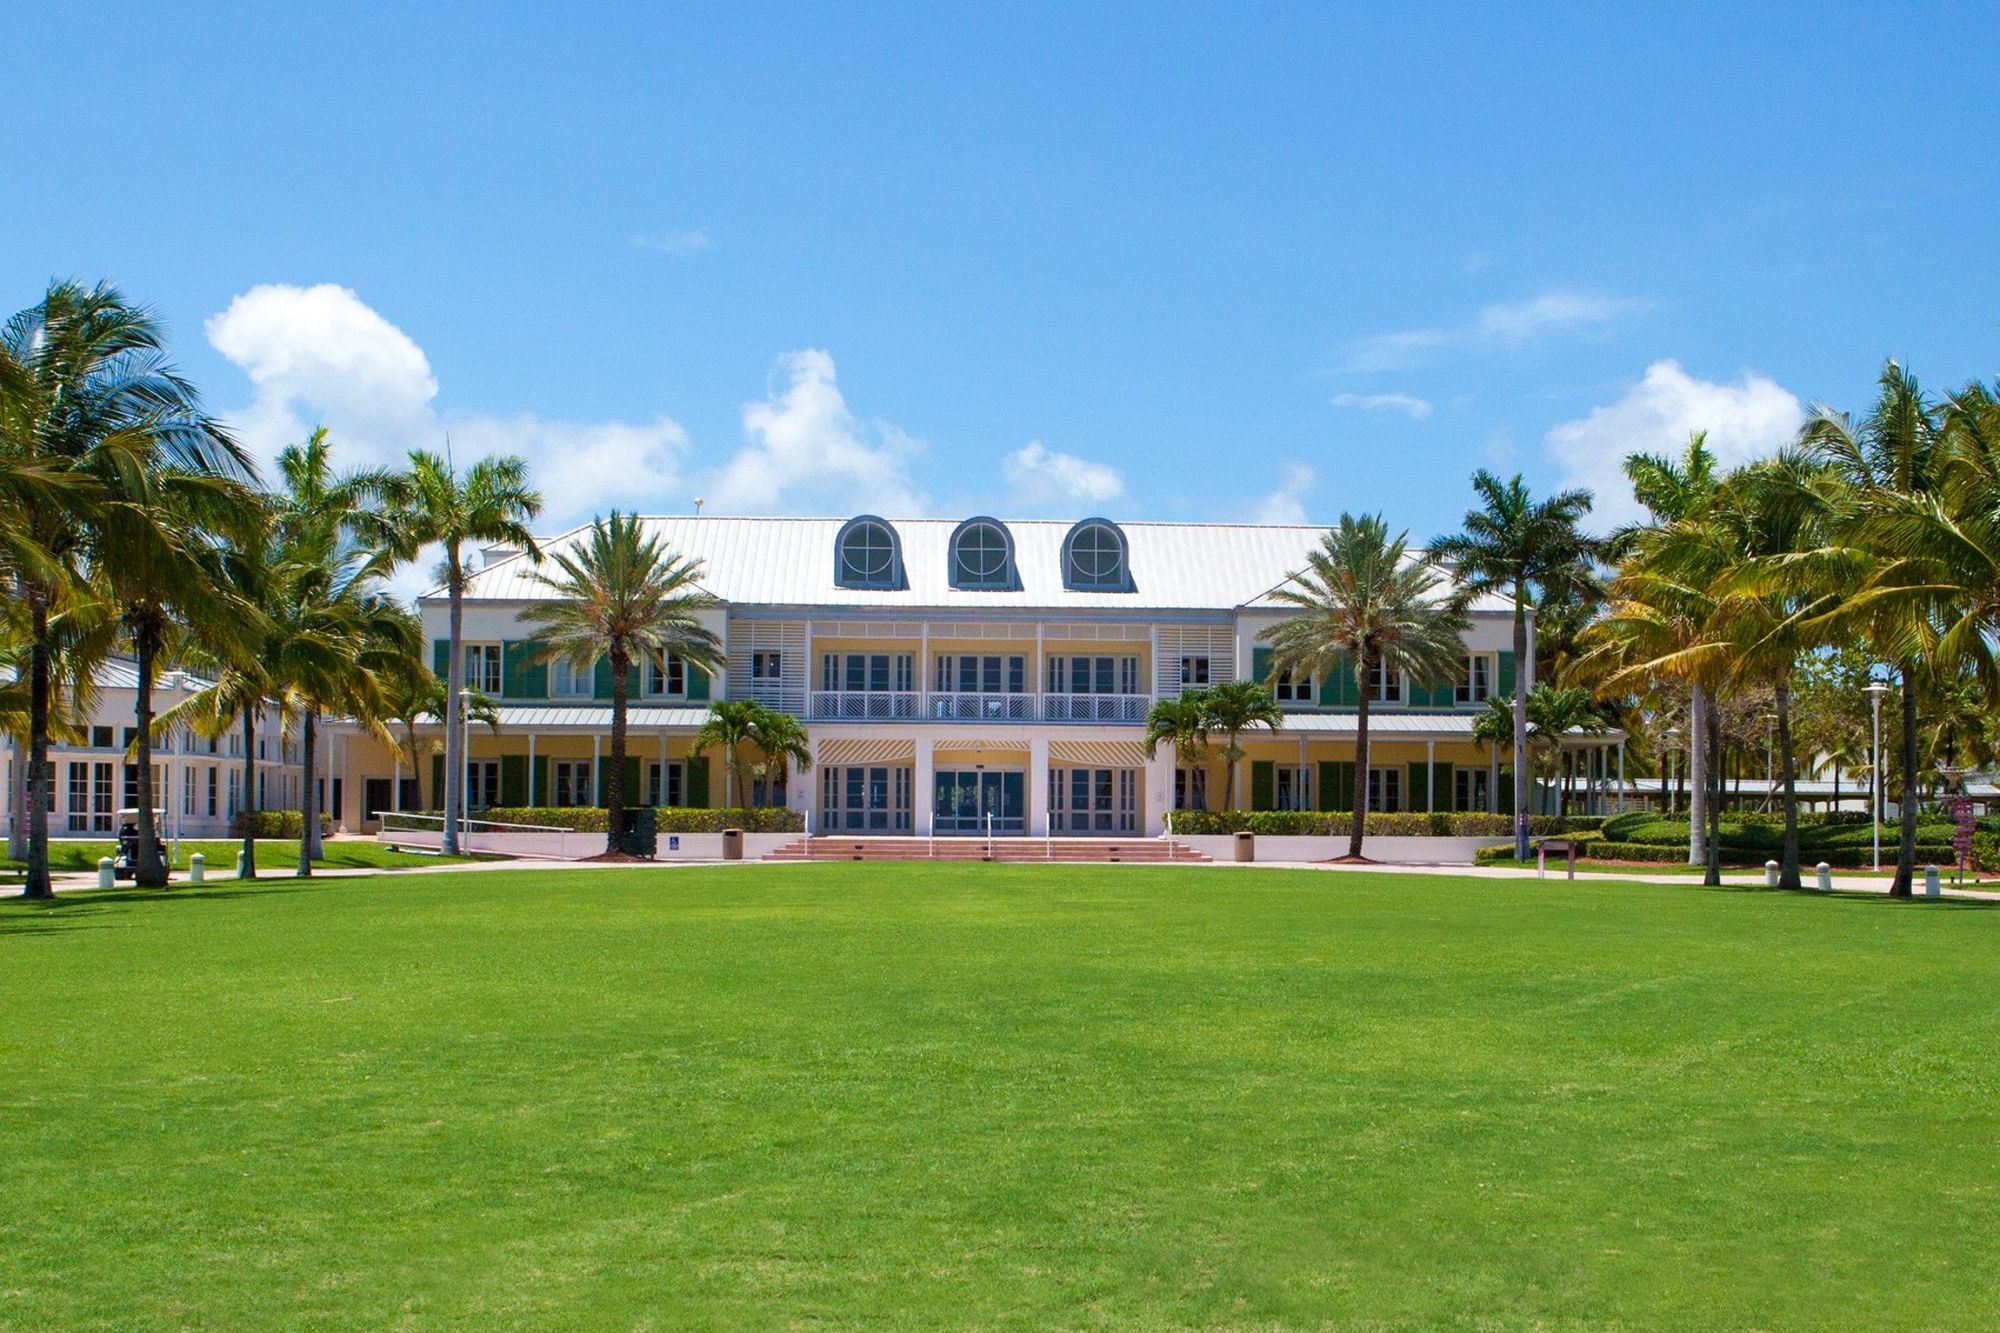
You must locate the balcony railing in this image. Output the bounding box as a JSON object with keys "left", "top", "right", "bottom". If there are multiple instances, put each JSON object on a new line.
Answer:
{"left": 810, "top": 690, "right": 919, "bottom": 720}
{"left": 1043, "top": 692, "right": 1150, "bottom": 723}
{"left": 928, "top": 691, "right": 1036, "bottom": 721}
{"left": 808, "top": 689, "right": 1154, "bottom": 723}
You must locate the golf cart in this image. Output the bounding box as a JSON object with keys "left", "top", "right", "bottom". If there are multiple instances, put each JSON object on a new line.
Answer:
{"left": 113, "top": 808, "right": 168, "bottom": 881}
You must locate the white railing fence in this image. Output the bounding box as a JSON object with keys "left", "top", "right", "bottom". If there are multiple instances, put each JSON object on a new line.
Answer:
{"left": 377, "top": 810, "right": 591, "bottom": 860}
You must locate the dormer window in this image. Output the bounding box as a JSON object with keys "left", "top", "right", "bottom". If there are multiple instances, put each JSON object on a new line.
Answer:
{"left": 1061, "top": 518, "right": 1131, "bottom": 591}
{"left": 834, "top": 515, "right": 905, "bottom": 590}
{"left": 948, "top": 517, "right": 1018, "bottom": 590}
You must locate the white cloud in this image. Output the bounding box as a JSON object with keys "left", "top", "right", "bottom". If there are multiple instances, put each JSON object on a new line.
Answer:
{"left": 1002, "top": 440, "right": 1124, "bottom": 511}
{"left": 1334, "top": 289, "right": 1649, "bottom": 374}
{"left": 706, "top": 349, "right": 927, "bottom": 515}
{"left": 207, "top": 283, "right": 694, "bottom": 527}
{"left": 1545, "top": 359, "right": 1806, "bottom": 531}
{"left": 1329, "top": 391, "right": 1434, "bottom": 420}
{"left": 1249, "top": 462, "right": 1315, "bottom": 526}
{"left": 631, "top": 228, "right": 711, "bottom": 256}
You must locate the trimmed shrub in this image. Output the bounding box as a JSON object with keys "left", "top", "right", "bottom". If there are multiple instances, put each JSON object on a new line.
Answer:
{"left": 454, "top": 806, "right": 805, "bottom": 834}
{"left": 1168, "top": 810, "right": 1525, "bottom": 838}
{"left": 232, "top": 810, "right": 333, "bottom": 838}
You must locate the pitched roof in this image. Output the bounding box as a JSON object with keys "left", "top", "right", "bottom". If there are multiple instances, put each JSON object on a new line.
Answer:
{"left": 439, "top": 515, "right": 1515, "bottom": 615}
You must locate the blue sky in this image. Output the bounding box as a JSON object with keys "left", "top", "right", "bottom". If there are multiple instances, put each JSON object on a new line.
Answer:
{"left": 5, "top": 3, "right": 1996, "bottom": 541}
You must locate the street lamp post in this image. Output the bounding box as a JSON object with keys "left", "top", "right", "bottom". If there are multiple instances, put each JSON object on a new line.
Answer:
{"left": 1865, "top": 679, "right": 1889, "bottom": 873}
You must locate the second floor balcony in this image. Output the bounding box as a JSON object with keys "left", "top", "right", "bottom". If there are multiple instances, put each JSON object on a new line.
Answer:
{"left": 808, "top": 688, "right": 1150, "bottom": 724}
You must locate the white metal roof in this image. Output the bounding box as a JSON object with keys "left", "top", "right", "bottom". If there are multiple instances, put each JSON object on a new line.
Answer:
{"left": 1, "top": 659, "right": 216, "bottom": 693}
{"left": 438, "top": 516, "right": 1516, "bottom": 616}
{"left": 1273, "top": 713, "right": 1482, "bottom": 738}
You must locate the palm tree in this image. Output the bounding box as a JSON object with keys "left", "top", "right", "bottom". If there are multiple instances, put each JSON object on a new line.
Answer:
{"left": 1199, "top": 680, "right": 1282, "bottom": 813}
{"left": 694, "top": 700, "right": 814, "bottom": 809}
{"left": 0, "top": 281, "right": 257, "bottom": 898}
{"left": 1143, "top": 691, "right": 1214, "bottom": 812}
{"left": 1522, "top": 684, "right": 1610, "bottom": 815}
{"left": 379, "top": 663, "right": 499, "bottom": 801}
{"left": 1433, "top": 472, "right": 1599, "bottom": 861}
{"left": 1262, "top": 513, "right": 1471, "bottom": 859}
{"left": 519, "top": 513, "right": 720, "bottom": 852}
{"left": 1794, "top": 361, "right": 1947, "bottom": 896}
{"left": 388, "top": 450, "right": 541, "bottom": 855}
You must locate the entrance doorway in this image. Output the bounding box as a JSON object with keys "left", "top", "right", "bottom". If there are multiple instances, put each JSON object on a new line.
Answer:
{"left": 933, "top": 768, "right": 1025, "bottom": 834}
{"left": 1050, "top": 766, "right": 1139, "bottom": 834}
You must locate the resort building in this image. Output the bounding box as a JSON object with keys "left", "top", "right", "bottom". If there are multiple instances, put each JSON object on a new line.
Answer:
{"left": 326, "top": 515, "right": 1539, "bottom": 839}
{"left": 2, "top": 659, "right": 319, "bottom": 842}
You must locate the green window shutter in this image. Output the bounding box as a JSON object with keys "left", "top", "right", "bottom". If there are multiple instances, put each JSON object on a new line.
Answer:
{"left": 433, "top": 639, "right": 450, "bottom": 677}
{"left": 687, "top": 663, "right": 711, "bottom": 701}
{"left": 1408, "top": 762, "right": 1429, "bottom": 811}
{"left": 1316, "top": 761, "right": 1340, "bottom": 811}
{"left": 1339, "top": 656, "right": 1361, "bottom": 707}
{"left": 429, "top": 754, "right": 444, "bottom": 810}
{"left": 1317, "top": 656, "right": 1340, "bottom": 707}
{"left": 1252, "top": 647, "right": 1273, "bottom": 684}
{"left": 1498, "top": 766, "right": 1516, "bottom": 813}
{"left": 624, "top": 756, "right": 642, "bottom": 804}
{"left": 627, "top": 661, "right": 643, "bottom": 698}
{"left": 685, "top": 754, "right": 710, "bottom": 808}
{"left": 500, "top": 754, "right": 527, "bottom": 806}
{"left": 1497, "top": 651, "right": 1518, "bottom": 701}
{"left": 1434, "top": 762, "right": 1455, "bottom": 810}
{"left": 503, "top": 641, "right": 547, "bottom": 699}
{"left": 1331, "top": 761, "right": 1356, "bottom": 812}
{"left": 532, "top": 756, "right": 549, "bottom": 806}
{"left": 593, "top": 655, "right": 614, "bottom": 700}
{"left": 1250, "top": 760, "right": 1275, "bottom": 811}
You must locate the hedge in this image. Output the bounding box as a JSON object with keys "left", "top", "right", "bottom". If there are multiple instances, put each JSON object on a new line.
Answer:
{"left": 1167, "top": 811, "right": 1583, "bottom": 838}
{"left": 1599, "top": 811, "right": 1957, "bottom": 853}
{"left": 435, "top": 806, "right": 805, "bottom": 833}
{"left": 233, "top": 810, "right": 334, "bottom": 838}
{"left": 1479, "top": 839, "right": 1960, "bottom": 868}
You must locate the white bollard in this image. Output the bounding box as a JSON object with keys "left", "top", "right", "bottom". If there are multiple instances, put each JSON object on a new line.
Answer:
{"left": 188, "top": 852, "right": 205, "bottom": 885}
{"left": 1765, "top": 860, "right": 1780, "bottom": 887}
{"left": 235, "top": 849, "right": 247, "bottom": 879}
{"left": 1925, "top": 865, "right": 1941, "bottom": 898}
{"left": 97, "top": 856, "right": 114, "bottom": 890}
{"left": 1816, "top": 862, "right": 1833, "bottom": 892}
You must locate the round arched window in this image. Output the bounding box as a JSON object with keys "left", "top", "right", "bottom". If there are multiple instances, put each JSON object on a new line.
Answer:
{"left": 836, "top": 517, "right": 902, "bottom": 588}
{"left": 951, "top": 519, "right": 1014, "bottom": 588}
{"left": 1064, "top": 520, "right": 1128, "bottom": 589}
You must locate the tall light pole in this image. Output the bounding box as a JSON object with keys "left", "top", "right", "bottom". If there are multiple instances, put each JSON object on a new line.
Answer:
{"left": 1865, "top": 679, "right": 1889, "bottom": 872}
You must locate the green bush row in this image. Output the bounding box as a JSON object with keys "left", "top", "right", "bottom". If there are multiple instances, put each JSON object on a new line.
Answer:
{"left": 1167, "top": 811, "right": 1585, "bottom": 838}
{"left": 232, "top": 810, "right": 333, "bottom": 838}
{"left": 1477, "top": 838, "right": 1962, "bottom": 868}
{"left": 1600, "top": 812, "right": 1955, "bottom": 852}
{"left": 422, "top": 806, "right": 805, "bottom": 833}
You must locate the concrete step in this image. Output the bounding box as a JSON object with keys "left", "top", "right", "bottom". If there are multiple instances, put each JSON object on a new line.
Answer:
{"left": 765, "top": 837, "right": 1211, "bottom": 864}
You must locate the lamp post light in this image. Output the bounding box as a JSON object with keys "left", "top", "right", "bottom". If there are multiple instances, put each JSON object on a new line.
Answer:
{"left": 1865, "top": 679, "right": 1890, "bottom": 873}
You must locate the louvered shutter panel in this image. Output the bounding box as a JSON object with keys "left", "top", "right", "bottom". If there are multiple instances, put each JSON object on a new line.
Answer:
{"left": 1250, "top": 760, "right": 1275, "bottom": 811}
{"left": 500, "top": 754, "right": 527, "bottom": 806}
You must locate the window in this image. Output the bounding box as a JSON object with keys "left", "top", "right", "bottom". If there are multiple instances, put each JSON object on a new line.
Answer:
{"left": 834, "top": 516, "right": 904, "bottom": 589}
{"left": 1273, "top": 666, "right": 1314, "bottom": 703}
{"left": 645, "top": 652, "right": 687, "bottom": 697}
{"left": 1180, "top": 655, "right": 1210, "bottom": 687}
{"left": 647, "top": 761, "right": 684, "bottom": 808}
{"left": 935, "top": 655, "right": 1027, "bottom": 694}
{"left": 820, "top": 653, "right": 914, "bottom": 692}
{"left": 1368, "top": 767, "right": 1402, "bottom": 813}
{"left": 227, "top": 770, "right": 240, "bottom": 817}
{"left": 91, "top": 725, "right": 113, "bottom": 749}
{"left": 752, "top": 651, "right": 783, "bottom": 681}
{"left": 1456, "top": 654, "right": 1492, "bottom": 704}
{"left": 948, "top": 517, "right": 1016, "bottom": 589}
{"left": 1048, "top": 655, "right": 1141, "bottom": 694}
{"left": 1454, "top": 768, "right": 1490, "bottom": 812}
{"left": 183, "top": 766, "right": 197, "bottom": 816}
{"left": 552, "top": 761, "right": 593, "bottom": 807}
{"left": 207, "top": 767, "right": 219, "bottom": 817}
{"left": 1174, "top": 767, "right": 1208, "bottom": 811}
{"left": 464, "top": 643, "right": 502, "bottom": 694}
{"left": 1061, "top": 519, "right": 1130, "bottom": 591}
{"left": 550, "top": 658, "right": 590, "bottom": 697}
{"left": 1275, "top": 765, "right": 1313, "bottom": 812}
{"left": 466, "top": 761, "right": 500, "bottom": 810}
{"left": 1369, "top": 660, "right": 1403, "bottom": 703}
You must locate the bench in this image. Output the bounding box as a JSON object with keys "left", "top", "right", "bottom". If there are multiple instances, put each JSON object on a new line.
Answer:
{"left": 1536, "top": 838, "right": 1582, "bottom": 879}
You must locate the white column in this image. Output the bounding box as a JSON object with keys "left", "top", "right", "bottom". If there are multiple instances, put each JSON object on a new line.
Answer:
{"left": 914, "top": 736, "right": 936, "bottom": 836}
{"left": 1144, "top": 739, "right": 1174, "bottom": 836}
{"left": 1297, "top": 736, "right": 1308, "bottom": 812}
{"left": 1427, "top": 740, "right": 1436, "bottom": 814}
{"left": 803, "top": 618, "right": 815, "bottom": 721}
{"left": 1028, "top": 735, "right": 1050, "bottom": 837}
{"left": 526, "top": 734, "right": 537, "bottom": 804}
{"left": 591, "top": 732, "right": 600, "bottom": 804}
{"left": 1617, "top": 740, "right": 1625, "bottom": 813}
{"left": 392, "top": 753, "right": 402, "bottom": 813}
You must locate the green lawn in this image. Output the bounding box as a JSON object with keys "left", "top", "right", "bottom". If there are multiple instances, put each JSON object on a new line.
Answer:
{"left": 4, "top": 865, "right": 1998, "bottom": 1328}
{"left": 3, "top": 838, "right": 473, "bottom": 879}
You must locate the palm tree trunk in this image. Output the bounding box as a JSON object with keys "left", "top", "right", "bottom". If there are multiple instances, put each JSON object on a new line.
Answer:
{"left": 132, "top": 620, "right": 168, "bottom": 888}
{"left": 1891, "top": 666, "right": 1918, "bottom": 897}
{"left": 1511, "top": 590, "right": 1530, "bottom": 860}
{"left": 241, "top": 709, "right": 259, "bottom": 879}
{"left": 304, "top": 712, "right": 326, "bottom": 863}
{"left": 1224, "top": 739, "right": 1241, "bottom": 811}
{"left": 1704, "top": 697, "right": 1723, "bottom": 887}
{"left": 1686, "top": 685, "right": 1708, "bottom": 866}
{"left": 1776, "top": 677, "right": 1801, "bottom": 890}
{"left": 295, "top": 710, "right": 319, "bottom": 877}
{"left": 441, "top": 554, "right": 465, "bottom": 856}
{"left": 7, "top": 733, "right": 26, "bottom": 863}
{"left": 606, "top": 646, "right": 629, "bottom": 855}
{"left": 23, "top": 594, "right": 54, "bottom": 900}
{"left": 1348, "top": 658, "right": 1372, "bottom": 860}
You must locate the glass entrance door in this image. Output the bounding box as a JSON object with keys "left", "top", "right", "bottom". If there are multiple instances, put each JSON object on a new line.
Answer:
{"left": 933, "top": 769, "right": 1025, "bottom": 834}
{"left": 1049, "top": 766, "right": 1139, "bottom": 833}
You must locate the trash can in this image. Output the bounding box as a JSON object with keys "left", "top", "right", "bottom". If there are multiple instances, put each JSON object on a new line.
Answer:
{"left": 1234, "top": 830, "right": 1254, "bottom": 863}
{"left": 619, "top": 807, "right": 658, "bottom": 858}
{"left": 721, "top": 828, "right": 744, "bottom": 861}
